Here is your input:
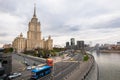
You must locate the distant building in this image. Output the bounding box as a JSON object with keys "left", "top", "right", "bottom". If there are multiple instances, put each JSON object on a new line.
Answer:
{"left": 70, "top": 38, "right": 75, "bottom": 49}
{"left": 3, "top": 44, "right": 12, "bottom": 49}
{"left": 12, "top": 5, "right": 53, "bottom": 52}
{"left": 66, "top": 38, "right": 86, "bottom": 52}
{"left": 71, "top": 38, "right": 75, "bottom": 46}
{"left": 66, "top": 42, "right": 70, "bottom": 49}
{"left": 77, "top": 41, "right": 84, "bottom": 50}
{"left": 117, "top": 42, "right": 120, "bottom": 45}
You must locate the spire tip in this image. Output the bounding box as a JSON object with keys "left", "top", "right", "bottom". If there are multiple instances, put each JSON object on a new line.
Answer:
{"left": 33, "top": 3, "right": 36, "bottom": 17}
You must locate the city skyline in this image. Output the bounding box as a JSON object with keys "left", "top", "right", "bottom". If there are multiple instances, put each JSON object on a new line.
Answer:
{"left": 0, "top": 0, "right": 120, "bottom": 47}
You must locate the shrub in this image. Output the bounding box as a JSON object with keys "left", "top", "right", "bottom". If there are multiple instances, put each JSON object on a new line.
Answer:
{"left": 83, "top": 55, "right": 89, "bottom": 61}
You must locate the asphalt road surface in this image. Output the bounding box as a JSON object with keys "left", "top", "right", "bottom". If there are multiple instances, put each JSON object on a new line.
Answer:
{"left": 12, "top": 53, "right": 44, "bottom": 80}
{"left": 12, "top": 52, "right": 83, "bottom": 80}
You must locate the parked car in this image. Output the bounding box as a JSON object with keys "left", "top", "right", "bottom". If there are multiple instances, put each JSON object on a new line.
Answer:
{"left": 8, "top": 73, "right": 21, "bottom": 79}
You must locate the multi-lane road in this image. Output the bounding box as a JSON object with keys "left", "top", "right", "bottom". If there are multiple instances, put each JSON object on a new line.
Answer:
{"left": 12, "top": 52, "right": 83, "bottom": 80}
{"left": 12, "top": 53, "right": 46, "bottom": 80}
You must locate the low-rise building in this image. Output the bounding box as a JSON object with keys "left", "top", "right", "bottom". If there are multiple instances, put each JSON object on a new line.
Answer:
{"left": 3, "top": 44, "right": 12, "bottom": 49}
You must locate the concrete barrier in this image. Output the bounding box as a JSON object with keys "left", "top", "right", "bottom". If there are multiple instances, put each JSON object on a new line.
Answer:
{"left": 16, "top": 53, "right": 46, "bottom": 63}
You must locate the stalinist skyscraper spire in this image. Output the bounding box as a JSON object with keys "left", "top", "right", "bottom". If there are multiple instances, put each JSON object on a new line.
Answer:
{"left": 33, "top": 3, "right": 36, "bottom": 18}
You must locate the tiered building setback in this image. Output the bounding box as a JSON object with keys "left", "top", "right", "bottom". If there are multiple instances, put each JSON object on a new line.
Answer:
{"left": 12, "top": 5, "right": 53, "bottom": 52}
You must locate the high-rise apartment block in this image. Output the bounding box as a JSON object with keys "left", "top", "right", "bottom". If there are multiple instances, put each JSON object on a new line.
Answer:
{"left": 66, "top": 38, "right": 85, "bottom": 50}
{"left": 71, "top": 38, "right": 75, "bottom": 46}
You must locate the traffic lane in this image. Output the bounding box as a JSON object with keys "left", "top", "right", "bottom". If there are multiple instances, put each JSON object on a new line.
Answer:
{"left": 55, "top": 62, "right": 77, "bottom": 76}
{"left": 73, "top": 54, "right": 83, "bottom": 61}
{"left": 12, "top": 56, "right": 26, "bottom": 73}
{"left": 55, "top": 62, "right": 79, "bottom": 80}
{"left": 37, "top": 73, "right": 51, "bottom": 80}
{"left": 12, "top": 53, "right": 44, "bottom": 80}
{"left": 37, "top": 62, "right": 78, "bottom": 80}
{"left": 54, "top": 62, "right": 73, "bottom": 75}
{"left": 12, "top": 53, "right": 24, "bottom": 63}
{"left": 31, "top": 54, "right": 81, "bottom": 80}
{"left": 16, "top": 53, "right": 46, "bottom": 63}
{"left": 12, "top": 53, "right": 49, "bottom": 80}
{"left": 25, "top": 54, "right": 80, "bottom": 80}
{"left": 54, "top": 53, "right": 82, "bottom": 76}
{"left": 12, "top": 53, "right": 42, "bottom": 66}
{"left": 54, "top": 53, "right": 83, "bottom": 80}
{"left": 12, "top": 70, "right": 31, "bottom": 80}
{"left": 66, "top": 55, "right": 94, "bottom": 80}
{"left": 12, "top": 57, "right": 31, "bottom": 80}
{"left": 53, "top": 54, "right": 78, "bottom": 70}
{"left": 13, "top": 53, "right": 33, "bottom": 66}
{"left": 12, "top": 53, "right": 82, "bottom": 80}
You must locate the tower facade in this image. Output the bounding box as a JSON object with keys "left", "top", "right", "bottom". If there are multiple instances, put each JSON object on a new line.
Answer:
{"left": 12, "top": 5, "right": 53, "bottom": 52}
{"left": 26, "top": 5, "right": 43, "bottom": 50}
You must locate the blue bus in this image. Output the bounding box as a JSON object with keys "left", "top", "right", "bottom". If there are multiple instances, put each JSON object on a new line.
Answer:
{"left": 31, "top": 65, "right": 52, "bottom": 79}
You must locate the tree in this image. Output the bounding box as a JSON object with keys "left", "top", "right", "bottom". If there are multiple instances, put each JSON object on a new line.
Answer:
{"left": 4, "top": 48, "right": 13, "bottom": 53}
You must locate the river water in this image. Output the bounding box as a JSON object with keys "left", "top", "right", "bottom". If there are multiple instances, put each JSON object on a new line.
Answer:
{"left": 92, "top": 51, "right": 120, "bottom": 80}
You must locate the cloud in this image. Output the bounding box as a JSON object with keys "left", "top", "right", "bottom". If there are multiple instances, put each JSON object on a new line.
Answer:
{"left": 0, "top": 0, "right": 120, "bottom": 47}
{"left": 0, "top": 33, "right": 8, "bottom": 37}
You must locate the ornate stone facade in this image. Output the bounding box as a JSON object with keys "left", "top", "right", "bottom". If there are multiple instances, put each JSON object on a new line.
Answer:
{"left": 12, "top": 5, "right": 53, "bottom": 52}
{"left": 12, "top": 33, "right": 26, "bottom": 52}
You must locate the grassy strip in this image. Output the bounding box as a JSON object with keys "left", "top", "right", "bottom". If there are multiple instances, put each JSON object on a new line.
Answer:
{"left": 83, "top": 55, "right": 89, "bottom": 61}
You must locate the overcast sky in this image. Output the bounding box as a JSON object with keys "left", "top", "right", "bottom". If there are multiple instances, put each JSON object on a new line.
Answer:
{"left": 0, "top": 0, "right": 120, "bottom": 47}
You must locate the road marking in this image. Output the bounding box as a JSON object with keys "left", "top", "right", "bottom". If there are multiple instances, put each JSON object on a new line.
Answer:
{"left": 62, "top": 61, "right": 79, "bottom": 62}
{"left": 22, "top": 67, "right": 26, "bottom": 71}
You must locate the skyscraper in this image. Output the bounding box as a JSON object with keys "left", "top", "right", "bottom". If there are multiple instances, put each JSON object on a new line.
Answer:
{"left": 70, "top": 38, "right": 75, "bottom": 49}
{"left": 12, "top": 5, "right": 53, "bottom": 52}
{"left": 77, "top": 41, "right": 84, "bottom": 50}
{"left": 66, "top": 42, "right": 70, "bottom": 49}
{"left": 71, "top": 38, "right": 75, "bottom": 46}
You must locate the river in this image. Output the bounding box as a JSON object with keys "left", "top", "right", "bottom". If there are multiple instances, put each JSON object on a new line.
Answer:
{"left": 92, "top": 51, "right": 120, "bottom": 80}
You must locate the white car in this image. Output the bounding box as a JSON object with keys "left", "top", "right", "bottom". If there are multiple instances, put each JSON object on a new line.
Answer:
{"left": 24, "top": 61, "right": 27, "bottom": 64}
{"left": 27, "top": 66, "right": 32, "bottom": 70}
{"left": 8, "top": 73, "right": 22, "bottom": 79}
